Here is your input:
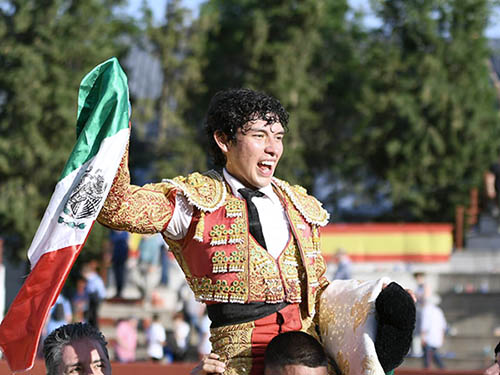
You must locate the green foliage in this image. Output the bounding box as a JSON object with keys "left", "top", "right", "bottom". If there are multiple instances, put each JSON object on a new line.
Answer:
{"left": 350, "top": 0, "right": 500, "bottom": 221}
{"left": 193, "top": 0, "right": 342, "bottom": 188}
{"left": 2, "top": 0, "right": 500, "bottom": 266}
{"left": 131, "top": 0, "right": 207, "bottom": 180}
{"left": 0, "top": 0, "right": 136, "bottom": 260}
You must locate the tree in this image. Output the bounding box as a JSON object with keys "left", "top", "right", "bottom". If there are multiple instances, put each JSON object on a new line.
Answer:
{"left": 349, "top": 0, "right": 500, "bottom": 222}
{"left": 193, "top": 0, "right": 337, "bottom": 188}
{"left": 0, "top": 0, "right": 135, "bottom": 260}
{"left": 128, "top": 0, "right": 207, "bottom": 181}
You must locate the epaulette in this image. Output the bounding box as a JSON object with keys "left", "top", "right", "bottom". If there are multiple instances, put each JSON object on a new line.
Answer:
{"left": 272, "top": 177, "right": 330, "bottom": 226}
{"left": 163, "top": 170, "right": 226, "bottom": 213}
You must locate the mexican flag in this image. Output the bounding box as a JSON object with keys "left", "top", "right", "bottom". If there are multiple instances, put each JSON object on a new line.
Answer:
{"left": 0, "top": 57, "right": 130, "bottom": 372}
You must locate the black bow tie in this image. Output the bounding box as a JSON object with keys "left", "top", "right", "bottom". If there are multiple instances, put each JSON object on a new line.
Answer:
{"left": 238, "top": 188, "right": 267, "bottom": 249}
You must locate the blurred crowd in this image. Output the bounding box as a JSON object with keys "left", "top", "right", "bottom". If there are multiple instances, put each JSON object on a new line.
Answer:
{"left": 37, "top": 230, "right": 212, "bottom": 364}
{"left": 34, "top": 232, "right": 499, "bottom": 371}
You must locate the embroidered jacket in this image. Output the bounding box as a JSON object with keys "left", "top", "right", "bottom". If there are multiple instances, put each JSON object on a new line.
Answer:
{"left": 98, "top": 152, "right": 330, "bottom": 316}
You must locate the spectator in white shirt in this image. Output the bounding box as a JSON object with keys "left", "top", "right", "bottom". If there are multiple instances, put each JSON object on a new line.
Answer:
{"left": 421, "top": 294, "right": 447, "bottom": 369}
{"left": 146, "top": 313, "right": 166, "bottom": 362}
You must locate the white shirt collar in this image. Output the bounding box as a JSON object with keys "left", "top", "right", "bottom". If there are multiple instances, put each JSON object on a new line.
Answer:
{"left": 222, "top": 168, "right": 281, "bottom": 205}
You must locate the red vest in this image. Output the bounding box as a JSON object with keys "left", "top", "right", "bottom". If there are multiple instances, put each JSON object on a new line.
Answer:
{"left": 163, "top": 171, "right": 329, "bottom": 316}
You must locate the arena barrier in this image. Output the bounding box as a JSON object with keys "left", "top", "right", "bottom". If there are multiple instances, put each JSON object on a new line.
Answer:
{"left": 0, "top": 360, "right": 484, "bottom": 375}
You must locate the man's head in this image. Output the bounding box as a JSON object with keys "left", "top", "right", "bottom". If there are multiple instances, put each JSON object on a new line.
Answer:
{"left": 484, "top": 341, "right": 500, "bottom": 375}
{"left": 264, "top": 331, "right": 328, "bottom": 375}
{"left": 43, "top": 322, "right": 111, "bottom": 375}
{"left": 205, "top": 88, "right": 289, "bottom": 189}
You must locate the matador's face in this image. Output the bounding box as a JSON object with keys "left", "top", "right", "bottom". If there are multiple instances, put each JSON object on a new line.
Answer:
{"left": 219, "top": 118, "right": 284, "bottom": 189}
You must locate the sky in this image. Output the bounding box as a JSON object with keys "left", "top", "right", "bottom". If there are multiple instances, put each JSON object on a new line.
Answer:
{"left": 124, "top": 0, "right": 500, "bottom": 39}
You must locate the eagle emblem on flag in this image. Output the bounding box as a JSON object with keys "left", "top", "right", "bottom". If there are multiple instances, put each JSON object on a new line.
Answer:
{"left": 58, "top": 167, "right": 107, "bottom": 228}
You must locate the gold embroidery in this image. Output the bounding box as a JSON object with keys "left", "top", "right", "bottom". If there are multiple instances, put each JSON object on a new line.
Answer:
{"left": 165, "top": 239, "right": 192, "bottom": 278}
{"left": 212, "top": 250, "right": 228, "bottom": 273}
{"left": 361, "top": 355, "right": 379, "bottom": 374}
{"left": 98, "top": 149, "right": 175, "bottom": 233}
{"left": 214, "top": 280, "right": 230, "bottom": 302}
{"left": 166, "top": 170, "right": 226, "bottom": 212}
{"left": 210, "top": 224, "right": 228, "bottom": 245}
{"left": 279, "top": 242, "right": 303, "bottom": 304}
{"left": 193, "top": 211, "right": 205, "bottom": 242}
{"left": 228, "top": 218, "right": 245, "bottom": 244}
{"left": 188, "top": 277, "right": 214, "bottom": 301}
{"left": 272, "top": 177, "right": 330, "bottom": 226}
{"left": 229, "top": 280, "right": 247, "bottom": 303}
{"left": 228, "top": 250, "right": 245, "bottom": 272}
{"left": 336, "top": 351, "right": 350, "bottom": 375}
{"left": 225, "top": 198, "right": 244, "bottom": 218}
{"left": 210, "top": 321, "right": 254, "bottom": 375}
{"left": 248, "top": 240, "right": 285, "bottom": 303}
{"left": 188, "top": 276, "right": 247, "bottom": 303}
{"left": 351, "top": 291, "right": 372, "bottom": 332}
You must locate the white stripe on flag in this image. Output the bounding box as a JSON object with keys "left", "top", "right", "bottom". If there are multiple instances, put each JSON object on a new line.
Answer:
{"left": 28, "top": 127, "right": 129, "bottom": 268}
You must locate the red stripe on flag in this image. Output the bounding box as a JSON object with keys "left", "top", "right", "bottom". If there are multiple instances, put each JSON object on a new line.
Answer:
{"left": 0, "top": 228, "right": 92, "bottom": 372}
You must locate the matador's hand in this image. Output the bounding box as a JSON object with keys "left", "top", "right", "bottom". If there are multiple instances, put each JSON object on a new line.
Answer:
{"left": 190, "top": 353, "right": 226, "bottom": 375}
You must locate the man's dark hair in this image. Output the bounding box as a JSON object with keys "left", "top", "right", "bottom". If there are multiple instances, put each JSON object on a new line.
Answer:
{"left": 495, "top": 341, "right": 500, "bottom": 356}
{"left": 264, "top": 331, "right": 327, "bottom": 371}
{"left": 43, "top": 322, "right": 109, "bottom": 375}
{"left": 204, "top": 88, "right": 289, "bottom": 167}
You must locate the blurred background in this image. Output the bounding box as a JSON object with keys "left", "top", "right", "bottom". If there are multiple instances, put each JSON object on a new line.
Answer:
{"left": 1, "top": 0, "right": 500, "bottom": 372}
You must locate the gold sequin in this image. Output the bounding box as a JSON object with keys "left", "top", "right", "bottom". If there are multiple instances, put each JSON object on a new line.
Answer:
{"left": 98, "top": 149, "right": 174, "bottom": 233}
{"left": 210, "top": 224, "right": 228, "bottom": 245}
{"left": 351, "top": 291, "right": 372, "bottom": 332}
{"left": 225, "top": 198, "right": 245, "bottom": 218}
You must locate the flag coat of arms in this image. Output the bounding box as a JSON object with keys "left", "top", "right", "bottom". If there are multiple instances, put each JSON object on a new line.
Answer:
{"left": 0, "top": 57, "right": 130, "bottom": 372}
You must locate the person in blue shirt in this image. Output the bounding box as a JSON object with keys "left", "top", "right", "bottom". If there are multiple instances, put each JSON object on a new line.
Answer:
{"left": 83, "top": 260, "right": 107, "bottom": 329}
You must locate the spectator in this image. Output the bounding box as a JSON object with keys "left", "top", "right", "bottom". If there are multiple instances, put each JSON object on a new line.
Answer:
{"left": 136, "top": 233, "right": 163, "bottom": 304}
{"left": 333, "top": 248, "right": 352, "bottom": 280}
{"left": 421, "top": 294, "right": 447, "bottom": 369}
{"left": 412, "top": 272, "right": 431, "bottom": 357}
{"left": 172, "top": 311, "right": 191, "bottom": 361}
{"left": 484, "top": 151, "right": 500, "bottom": 220}
{"left": 72, "top": 276, "right": 88, "bottom": 322}
{"left": 109, "top": 230, "right": 129, "bottom": 298}
{"left": 83, "top": 260, "right": 107, "bottom": 329}
{"left": 114, "top": 317, "right": 138, "bottom": 363}
{"left": 43, "top": 322, "right": 111, "bottom": 375}
{"left": 146, "top": 313, "right": 166, "bottom": 362}
{"left": 46, "top": 294, "right": 72, "bottom": 336}
{"left": 484, "top": 341, "right": 500, "bottom": 375}
{"left": 39, "top": 293, "right": 75, "bottom": 358}
{"left": 159, "top": 242, "right": 170, "bottom": 287}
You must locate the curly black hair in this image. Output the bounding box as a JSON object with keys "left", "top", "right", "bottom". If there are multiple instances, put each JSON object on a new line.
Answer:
{"left": 204, "top": 88, "right": 289, "bottom": 167}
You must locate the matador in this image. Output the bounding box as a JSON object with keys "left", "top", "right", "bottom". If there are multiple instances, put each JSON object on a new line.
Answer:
{"left": 98, "top": 88, "right": 415, "bottom": 375}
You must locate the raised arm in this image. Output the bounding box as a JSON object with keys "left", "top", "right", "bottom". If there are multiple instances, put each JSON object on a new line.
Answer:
{"left": 97, "top": 147, "right": 175, "bottom": 234}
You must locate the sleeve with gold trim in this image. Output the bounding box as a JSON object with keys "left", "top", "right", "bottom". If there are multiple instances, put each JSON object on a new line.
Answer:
{"left": 97, "top": 147, "right": 175, "bottom": 233}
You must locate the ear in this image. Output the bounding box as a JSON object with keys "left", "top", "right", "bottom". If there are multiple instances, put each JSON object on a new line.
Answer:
{"left": 213, "top": 130, "right": 231, "bottom": 154}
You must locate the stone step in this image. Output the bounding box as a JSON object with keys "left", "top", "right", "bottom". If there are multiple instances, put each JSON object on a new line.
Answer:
{"left": 400, "top": 356, "right": 494, "bottom": 371}
{"left": 439, "top": 335, "right": 499, "bottom": 357}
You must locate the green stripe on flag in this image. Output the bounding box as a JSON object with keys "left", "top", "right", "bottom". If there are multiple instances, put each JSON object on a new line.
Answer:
{"left": 60, "top": 57, "right": 129, "bottom": 180}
